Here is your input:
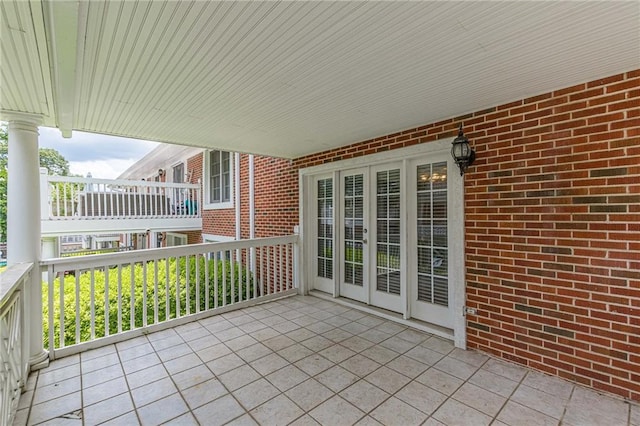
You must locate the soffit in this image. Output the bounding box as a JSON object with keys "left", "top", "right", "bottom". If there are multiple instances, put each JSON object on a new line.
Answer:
{"left": 2, "top": 1, "right": 639, "bottom": 159}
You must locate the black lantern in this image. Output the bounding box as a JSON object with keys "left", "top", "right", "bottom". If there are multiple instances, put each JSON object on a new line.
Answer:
{"left": 451, "top": 124, "right": 475, "bottom": 176}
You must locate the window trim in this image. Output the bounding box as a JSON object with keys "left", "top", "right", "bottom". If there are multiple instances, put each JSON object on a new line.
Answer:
{"left": 171, "top": 162, "right": 185, "bottom": 184}
{"left": 203, "top": 150, "right": 234, "bottom": 210}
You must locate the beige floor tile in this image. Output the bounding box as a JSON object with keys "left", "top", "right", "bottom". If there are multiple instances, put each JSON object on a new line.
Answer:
{"left": 236, "top": 342, "right": 272, "bottom": 363}
{"left": 468, "top": 368, "right": 519, "bottom": 398}
{"left": 422, "top": 418, "right": 446, "bottom": 426}
{"left": 340, "top": 336, "right": 376, "bottom": 353}
{"left": 341, "top": 322, "right": 371, "bottom": 335}
{"left": 149, "top": 334, "right": 184, "bottom": 351}
{"left": 137, "top": 393, "right": 188, "bottom": 426}
{"left": 17, "top": 390, "right": 33, "bottom": 411}
{"left": 164, "top": 412, "right": 198, "bottom": 425}
{"left": 317, "top": 365, "right": 359, "bottom": 392}
{"left": 359, "top": 329, "right": 392, "bottom": 344}
{"left": 125, "top": 364, "right": 168, "bottom": 389}
{"left": 206, "top": 353, "right": 245, "bottom": 376}
{"left": 370, "top": 396, "right": 428, "bottom": 426}
{"left": 131, "top": 376, "right": 177, "bottom": 408}
{"left": 432, "top": 398, "right": 492, "bottom": 426}
{"left": 100, "top": 410, "right": 140, "bottom": 425}
{"left": 32, "top": 376, "right": 80, "bottom": 405}
{"left": 117, "top": 342, "right": 155, "bottom": 362}
{"left": 216, "top": 326, "right": 246, "bottom": 342}
{"left": 46, "top": 354, "right": 80, "bottom": 371}
{"left": 340, "top": 354, "right": 381, "bottom": 378}
{"left": 219, "top": 364, "right": 261, "bottom": 391}
{"left": 322, "top": 328, "right": 354, "bottom": 343}
{"left": 233, "top": 378, "right": 280, "bottom": 410}
{"left": 386, "top": 355, "right": 429, "bottom": 379}
{"left": 452, "top": 382, "right": 506, "bottom": 417}
{"left": 195, "top": 342, "right": 232, "bottom": 363}
{"left": 262, "top": 334, "right": 296, "bottom": 351}
{"left": 306, "top": 321, "right": 335, "bottom": 334}
{"left": 171, "top": 364, "right": 213, "bottom": 390}
{"left": 563, "top": 386, "right": 629, "bottom": 426}
{"left": 416, "top": 368, "right": 464, "bottom": 396}
{"left": 81, "top": 344, "right": 117, "bottom": 361}
{"left": 433, "top": 356, "right": 480, "bottom": 380}
{"left": 180, "top": 378, "right": 227, "bottom": 410}
{"left": 294, "top": 354, "right": 334, "bottom": 377}
{"left": 121, "top": 352, "right": 161, "bottom": 374}
{"left": 378, "top": 336, "right": 417, "bottom": 354}
{"left": 395, "top": 381, "right": 447, "bottom": 415}
{"left": 339, "top": 379, "right": 390, "bottom": 413}
{"left": 27, "top": 392, "right": 82, "bottom": 425}
{"left": 272, "top": 320, "right": 302, "bottom": 334}
{"left": 374, "top": 321, "right": 406, "bottom": 335}
{"left": 522, "top": 370, "right": 574, "bottom": 399}
{"left": 365, "top": 366, "right": 411, "bottom": 394}
{"left": 250, "top": 326, "right": 280, "bottom": 341}
{"left": 286, "top": 328, "right": 318, "bottom": 342}
{"left": 482, "top": 358, "right": 527, "bottom": 382}
{"left": 82, "top": 376, "right": 129, "bottom": 407}
{"left": 251, "top": 394, "right": 304, "bottom": 425}
{"left": 396, "top": 329, "right": 429, "bottom": 345}
{"left": 82, "top": 352, "right": 120, "bottom": 373}
{"left": 193, "top": 394, "right": 246, "bottom": 426}
{"left": 163, "top": 352, "right": 202, "bottom": 375}
{"left": 309, "top": 395, "right": 365, "bottom": 426}
{"left": 37, "top": 364, "right": 80, "bottom": 387}
{"left": 285, "top": 378, "right": 334, "bottom": 411}
{"left": 225, "top": 334, "right": 259, "bottom": 352}
{"left": 496, "top": 400, "right": 558, "bottom": 426}
{"left": 82, "top": 363, "right": 124, "bottom": 388}
{"left": 250, "top": 353, "right": 290, "bottom": 376}
{"left": 278, "top": 343, "right": 315, "bottom": 363}
{"left": 360, "top": 345, "right": 399, "bottom": 364}
{"left": 511, "top": 384, "right": 567, "bottom": 419}
{"left": 186, "top": 333, "right": 220, "bottom": 352}
{"left": 301, "top": 335, "right": 334, "bottom": 352}
{"left": 355, "top": 416, "right": 384, "bottom": 426}
{"left": 156, "top": 343, "right": 193, "bottom": 362}
{"left": 632, "top": 404, "right": 640, "bottom": 426}
{"left": 289, "top": 415, "right": 321, "bottom": 426}
{"left": 83, "top": 392, "right": 134, "bottom": 426}
{"left": 266, "top": 364, "right": 310, "bottom": 391}
{"left": 449, "top": 348, "right": 490, "bottom": 367}
{"left": 225, "top": 414, "right": 259, "bottom": 426}
{"left": 421, "top": 337, "right": 455, "bottom": 354}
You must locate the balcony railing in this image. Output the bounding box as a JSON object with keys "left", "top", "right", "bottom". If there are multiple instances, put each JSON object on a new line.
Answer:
{"left": 40, "top": 235, "right": 299, "bottom": 359}
{"left": 0, "top": 263, "right": 32, "bottom": 426}
{"left": 40, "top": 171, "right": 202, "bottom": 234}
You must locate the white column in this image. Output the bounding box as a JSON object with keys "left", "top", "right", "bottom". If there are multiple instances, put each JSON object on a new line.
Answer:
{"left": 6, "top": 113, "right": 49, "bottom": 369}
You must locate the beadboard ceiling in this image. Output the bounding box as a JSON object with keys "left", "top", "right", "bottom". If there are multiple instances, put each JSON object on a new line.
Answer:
{"left": 1, "top": 1, "right": 639, "bottom": 159}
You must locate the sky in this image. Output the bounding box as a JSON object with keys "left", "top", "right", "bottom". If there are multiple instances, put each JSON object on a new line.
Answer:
{"left": 38, "top": 127, "right": 159, "bottom": 179}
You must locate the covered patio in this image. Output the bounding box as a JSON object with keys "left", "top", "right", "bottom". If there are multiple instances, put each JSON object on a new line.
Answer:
{"left": 15, "top": 295, "right": 637, "bottom": 426}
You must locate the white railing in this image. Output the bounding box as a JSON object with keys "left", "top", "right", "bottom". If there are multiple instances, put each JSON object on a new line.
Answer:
{"left": 42, "top": 173, "right": 201, "bottom": 221}
{"left": 41, "top": 236, "right": 298, "bottom": 358}
{"left": 0, "top": 263, "right": 32, "bottom": 426}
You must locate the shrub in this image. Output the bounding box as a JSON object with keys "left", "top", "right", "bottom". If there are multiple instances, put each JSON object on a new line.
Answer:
{"left": 43, "top": 256, "right": 253, "bottom": 348}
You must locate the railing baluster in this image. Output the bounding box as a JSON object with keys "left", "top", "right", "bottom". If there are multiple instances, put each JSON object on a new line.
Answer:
{"left": 153, "top": 260, "right": 159, "bottom": 325}
{"left": 165, "top": 257, "right": 170, "bottom": 321}
{"left": 104, "top": 267, "right": 110, "bottom": 337}
{"left": 117, "top": 265, "right": 123, "bottom": 333}
{"left": 176, "top": 257, "right": 181, "bottom": 318}
{"left": 59, "top": 269, "right": 65, "bottom": 348}
{"left": 279, "top": 245, "right": 283, "bottom": 293}
{"left": 142, "top": 261, "right": 147, "bottom": 327}
{"left": 186, "top": 254, "right": 191, "bottom": 316}
{"left": 259, "top": 246, "right": 265, "bottom": 297}
{"left": 205, "top": 253, "right": 210, "bottom": 311}
{"left": 231, "top": 250, "right": 236, "bottom": 304}
{"left": 286, "top": 243, "right": 291, "bottom": 290}
{"left": 75, "top": 272, "right": 80, "bottom": 344}
{"left": 245, "top": 247, "right": 250, "bottom": 300}
{"left": 214, "top": 252, "right": 219, "bottom": 309}
{"left": 90, "top": 269, "right": 95, "bottom": 340}
{"left": 48, "top": 266, "right": 54, "bottom": 351}
{"left": 130, "top": 264, "right": 135, "bottom": 328}
{"left": 222, "top": 254, "right": 227, "bottom": 307}
{"left": 196, "top": 254, "right": 201, "bottom": 313}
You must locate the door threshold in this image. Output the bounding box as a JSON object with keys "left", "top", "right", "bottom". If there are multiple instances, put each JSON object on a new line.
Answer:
{"left": 309, "top": 290, "right": 454, "bottom": 341}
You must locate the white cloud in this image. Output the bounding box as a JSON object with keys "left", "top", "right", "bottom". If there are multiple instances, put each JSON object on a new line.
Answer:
{"left": 38, "top": 127, "right": 159, "bottom": 178}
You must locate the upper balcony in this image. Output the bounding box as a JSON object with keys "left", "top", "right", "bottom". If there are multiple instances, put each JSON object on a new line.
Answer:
{"left": 40, "top": 170, "right": 202, "bottom": 236}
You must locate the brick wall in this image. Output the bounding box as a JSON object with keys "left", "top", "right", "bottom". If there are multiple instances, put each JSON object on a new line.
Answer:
{"left": 289, "top": 70, "right": 640, "bottom": 400}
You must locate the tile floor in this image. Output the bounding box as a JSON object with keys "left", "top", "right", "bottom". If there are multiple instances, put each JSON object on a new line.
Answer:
{"left": 14, "top": 295, "right": 639, "bottom": 426}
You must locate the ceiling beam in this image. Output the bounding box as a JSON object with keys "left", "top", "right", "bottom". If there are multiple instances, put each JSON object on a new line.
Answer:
{"left": 42, "top": 0, "right": 85, "bottom": 137}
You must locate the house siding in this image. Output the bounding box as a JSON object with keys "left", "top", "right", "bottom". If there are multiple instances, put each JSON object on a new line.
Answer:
{"left": 288, "top": 70, "right": 640, "bottom": 401}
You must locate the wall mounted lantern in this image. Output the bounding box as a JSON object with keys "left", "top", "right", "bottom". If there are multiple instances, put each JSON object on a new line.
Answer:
{"left": 451, "top": 124, "right": 476, "bottom": 176}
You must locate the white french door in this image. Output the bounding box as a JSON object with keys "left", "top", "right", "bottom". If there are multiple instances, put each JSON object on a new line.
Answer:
{"left": 312, "top": 174, "right": 335, "bottom": 294}
{"left": 408, "top": 156, "right": 455, "bottom": 328}
{"left": 339, "top": 169, "right": 368, "bottom": 303}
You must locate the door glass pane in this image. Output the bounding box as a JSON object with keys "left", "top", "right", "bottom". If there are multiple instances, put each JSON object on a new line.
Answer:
{"left": 416, "top": 162, "right": 449, "bottom": 307}
{"left": 344, "top": 175, "right": 364, "bottom": 286}
{"left": 317, "top": 179, "right": 333, "bottom": 279}
{"left": 376, "top": 169, "right": 401, "bottom": 295}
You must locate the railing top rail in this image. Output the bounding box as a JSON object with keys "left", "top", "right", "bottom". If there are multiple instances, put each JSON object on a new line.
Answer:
{"left": 40, "top": 235, "right": 298, "bottom": 271}
{"left": 0, "top": 262, "right": 33, "bottom": 309}
{"left": 46, "top": 175, "right": 200, "bottom": 189}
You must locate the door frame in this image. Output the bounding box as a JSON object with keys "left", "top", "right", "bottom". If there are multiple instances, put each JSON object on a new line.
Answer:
{"left": 299, "top": 139, "right": 467, "bottom": 349}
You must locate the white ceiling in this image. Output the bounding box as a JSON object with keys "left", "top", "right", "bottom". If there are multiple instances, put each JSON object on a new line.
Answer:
{"left": 1, "top": 1, "right": 639, "bottom": 159}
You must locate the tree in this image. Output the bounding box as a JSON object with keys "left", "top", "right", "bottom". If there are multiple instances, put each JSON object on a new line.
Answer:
{"left": 0, "top": 123, "right": 71, "bottom": 242}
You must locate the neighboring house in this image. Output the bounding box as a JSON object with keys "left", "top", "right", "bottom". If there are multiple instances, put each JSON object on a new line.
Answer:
{"left": 123, "top": 69, "right": 640, "bottom": 401}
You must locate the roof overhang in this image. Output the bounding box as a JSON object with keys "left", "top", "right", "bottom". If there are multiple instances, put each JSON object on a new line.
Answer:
{"left": 2, "top": 1, "right": 639, "bottom": 159}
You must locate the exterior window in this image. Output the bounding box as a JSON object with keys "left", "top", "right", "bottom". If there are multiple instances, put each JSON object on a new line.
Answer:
{"left": 173, "top": 163, "right": 184, "bottom": 183}
{"left": 205, "top": 150, "right": 233, "bottom": 208}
